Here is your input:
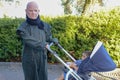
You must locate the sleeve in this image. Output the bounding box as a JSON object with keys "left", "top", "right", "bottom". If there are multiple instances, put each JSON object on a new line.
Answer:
{"left": 75, "top": 60, "right": 82, "bottom": 66}
{"left": 16, "top": 24, "right": 47, "bottom": 50}
{"left": 44, "top": 23, "right": 58, "bottom": 44}
{"left": 44, "top": 24, "right": 53, "bottom": 43}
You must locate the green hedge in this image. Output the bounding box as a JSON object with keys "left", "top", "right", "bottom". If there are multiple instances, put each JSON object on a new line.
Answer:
{"left": 0, "top": 8, "right": 120, "bottom": 67}
{"left": 0, "top": 17, "right": 24, "bottom": 61}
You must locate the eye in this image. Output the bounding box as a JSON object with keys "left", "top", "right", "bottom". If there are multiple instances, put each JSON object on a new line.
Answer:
{"left": 34, "top": 10, "right": 38, "bottom": 12}
{"left": 29, "top": 10, "right": 33, "bottom": 12}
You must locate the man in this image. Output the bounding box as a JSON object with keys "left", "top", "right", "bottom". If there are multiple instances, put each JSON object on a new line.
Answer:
{"left": 16, "top": 1, "right": 57, "bottom": 80}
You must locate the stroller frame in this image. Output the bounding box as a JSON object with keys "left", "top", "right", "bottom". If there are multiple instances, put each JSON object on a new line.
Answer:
{"left": 47, "top": 43, "right": 96, "bottom": 80}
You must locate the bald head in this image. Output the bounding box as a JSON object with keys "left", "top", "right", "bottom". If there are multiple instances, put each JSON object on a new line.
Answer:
{"left": 26, "top": 1, "right": 40, "bottom": 19}
{"left": 26, "top": 1, "right": 39, "bottom": 10}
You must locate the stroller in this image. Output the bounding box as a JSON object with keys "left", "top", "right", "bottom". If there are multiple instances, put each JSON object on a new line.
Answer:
{"left": 47, "top": 41, "right": 116, "bottom": 80}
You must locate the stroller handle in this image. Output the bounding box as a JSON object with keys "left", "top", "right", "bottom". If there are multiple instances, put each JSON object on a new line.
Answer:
{"left": 46, "top": 43, "right": 83, "bottom": 80}
{"left": 47, "top": 43, "right": 76, "bottom": 62}
{"left": 47, "top": 42, "right": 54, "bottom": 54}
{"left": 57, "top": 44, "right": 76, "bottom": 62}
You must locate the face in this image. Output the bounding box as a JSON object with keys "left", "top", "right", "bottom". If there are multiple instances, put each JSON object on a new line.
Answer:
{"left": 26, "top": 2, "right": 40, "bottom": 19}
{"left": 81, "top": 53, "right": 88, "bottom": 60}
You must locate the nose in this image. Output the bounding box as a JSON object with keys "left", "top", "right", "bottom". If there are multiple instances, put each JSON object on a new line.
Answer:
{"left": 31, "top": 11, "right": 36, "bottom": 14}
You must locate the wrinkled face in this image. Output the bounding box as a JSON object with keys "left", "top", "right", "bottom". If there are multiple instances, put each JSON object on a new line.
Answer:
{"left": 26, "top": 2, "right": 40, "bottom": 19}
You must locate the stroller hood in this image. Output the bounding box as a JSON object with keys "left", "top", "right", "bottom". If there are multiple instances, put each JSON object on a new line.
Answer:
{"left": 77, "top": 41, "right": 116, "bottom": 74}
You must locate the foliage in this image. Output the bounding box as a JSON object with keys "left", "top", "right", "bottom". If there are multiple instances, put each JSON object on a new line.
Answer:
{"left": 0, "top": 17, "right": 24, "bottom": 61}
{"left": 47, "top": 8, "right": 120, "bottom": 67}
{"left": 60, "top": 0, "right": 103, "bottom": 15}
{"left": 0, "top": 8, "right": 120, "bottom": 67}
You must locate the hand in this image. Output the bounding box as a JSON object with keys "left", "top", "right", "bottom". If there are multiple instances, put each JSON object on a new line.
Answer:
{"left": 69, "top": 62, "right": 76, "bottom": 68}
{"left": 45, "top": 44, "right": 48, "bottom": 48}
{"left": 69, "top": 63, "right": 78, "bottom": 71}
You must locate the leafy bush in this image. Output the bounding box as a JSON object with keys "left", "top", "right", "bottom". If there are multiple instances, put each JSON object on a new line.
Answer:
{"left": 0, "top": 8, "right": 120, "bottom": 67}
{"left": 0, "top": 17, "right": 24, "bottom": 61}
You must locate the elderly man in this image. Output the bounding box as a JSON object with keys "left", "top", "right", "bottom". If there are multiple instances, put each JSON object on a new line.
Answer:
{"left": 16, "top": 1, "right": 57, "bottom": 80}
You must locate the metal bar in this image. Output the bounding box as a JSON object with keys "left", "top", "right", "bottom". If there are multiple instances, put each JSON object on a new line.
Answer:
{"left": 57, "top": 44, "right": 76, "bottom": 62}
{"left": 47, "top": 43, "right": 82, "bottom": 80}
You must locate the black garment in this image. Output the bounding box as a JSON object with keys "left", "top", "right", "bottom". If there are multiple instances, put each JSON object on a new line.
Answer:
{"left": 26, "top": 15, "right": 44, "bottom": 30}
{"left": 17, "top": 19, "right": 53, "bottom": 80}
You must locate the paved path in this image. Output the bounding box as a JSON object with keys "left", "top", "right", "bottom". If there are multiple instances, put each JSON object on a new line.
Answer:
{"left": 0, "top": 62, "right": 63, "bottom": 80}
{"left": 0, "top": 62, "right": 119, "bottom": 80}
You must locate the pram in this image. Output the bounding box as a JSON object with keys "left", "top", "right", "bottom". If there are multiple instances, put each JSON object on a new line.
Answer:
{"left": 47, "top": 41, "right": 116, "bottom": 80}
